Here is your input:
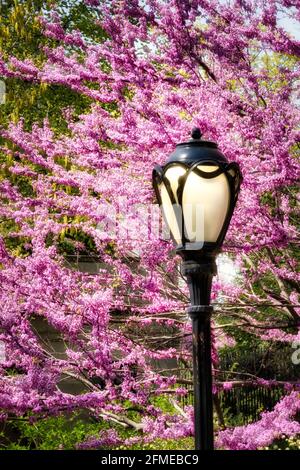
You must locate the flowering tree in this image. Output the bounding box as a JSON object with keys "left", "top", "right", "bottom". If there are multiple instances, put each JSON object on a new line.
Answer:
{"left": 0, "top": 0, "right": 299, "bottom": 449}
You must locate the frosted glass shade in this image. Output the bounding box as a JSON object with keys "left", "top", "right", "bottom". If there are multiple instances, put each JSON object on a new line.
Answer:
{"left": 158, "top": 164, "right": 230, "bottom": 245}
{"left": 159, "top": 166, "right": 185, "bottom": 244}
{"left": 182, "top": 165, "right": 230, "bottom": 242}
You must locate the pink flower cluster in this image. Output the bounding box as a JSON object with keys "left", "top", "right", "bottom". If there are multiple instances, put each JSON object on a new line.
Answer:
{"left": 218, "top": 392, "right": 300, "bottom": 450}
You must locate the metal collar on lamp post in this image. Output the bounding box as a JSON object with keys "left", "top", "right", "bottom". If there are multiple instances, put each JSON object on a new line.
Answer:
{"left": 152, "top": 128, "right": 242, "bottom": 450}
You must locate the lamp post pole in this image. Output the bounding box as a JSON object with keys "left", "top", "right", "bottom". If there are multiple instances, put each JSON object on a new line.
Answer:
{"left": 182, "top": 256, "right": 216, "bottom": 450}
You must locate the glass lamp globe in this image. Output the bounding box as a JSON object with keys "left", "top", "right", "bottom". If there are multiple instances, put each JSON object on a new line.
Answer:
{"left": 152, "top": 128, "right": 242, "bottom": 262}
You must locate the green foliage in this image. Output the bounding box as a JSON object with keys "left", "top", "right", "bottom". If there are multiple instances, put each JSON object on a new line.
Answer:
{"left": 58, "top": 227, "right": 98, "bottom": 255}
{"left": 0, "top": 80, "right": 94, "bottom": 132}
{"left": 150, "top": 395, "right": 178, "bottom": 414}
{"left": 54, "top": 0, "right": 109, "bottom": 43}
{"left": 0, "top": 0, "right": 107, "bottom": 132}
{"left": 264, "top": 435, "right": 300, "bottom": 450}
{"left": 0, "top": 1, "right": 50, "bottom": 61}
{"left": 0, "top": 411, "right": 194, "bottom": 450}
{"left": 1, "top": 410, "right": 298, "bottom": 450}
{"left": 0, "top": 412, "right": 104, "bottom": 450}
{"left": 0, "top": 217, "right": 32, "bottom": 257}
{"left": 116, "top": 438, "right": 194, "bottom": 451}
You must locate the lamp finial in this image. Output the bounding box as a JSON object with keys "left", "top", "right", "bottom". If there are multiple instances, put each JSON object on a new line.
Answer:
{"left": 191, "top": 127, "right": 202, "bottom": 140}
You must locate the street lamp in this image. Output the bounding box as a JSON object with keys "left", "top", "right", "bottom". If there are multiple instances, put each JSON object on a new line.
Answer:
{"left": 152, "top": 128, "right": 242, "bottom": 450}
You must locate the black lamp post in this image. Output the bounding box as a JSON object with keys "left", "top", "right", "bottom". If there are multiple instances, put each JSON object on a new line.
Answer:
{"left": 152, "top": 128, "right": 242, "bottom": 450}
